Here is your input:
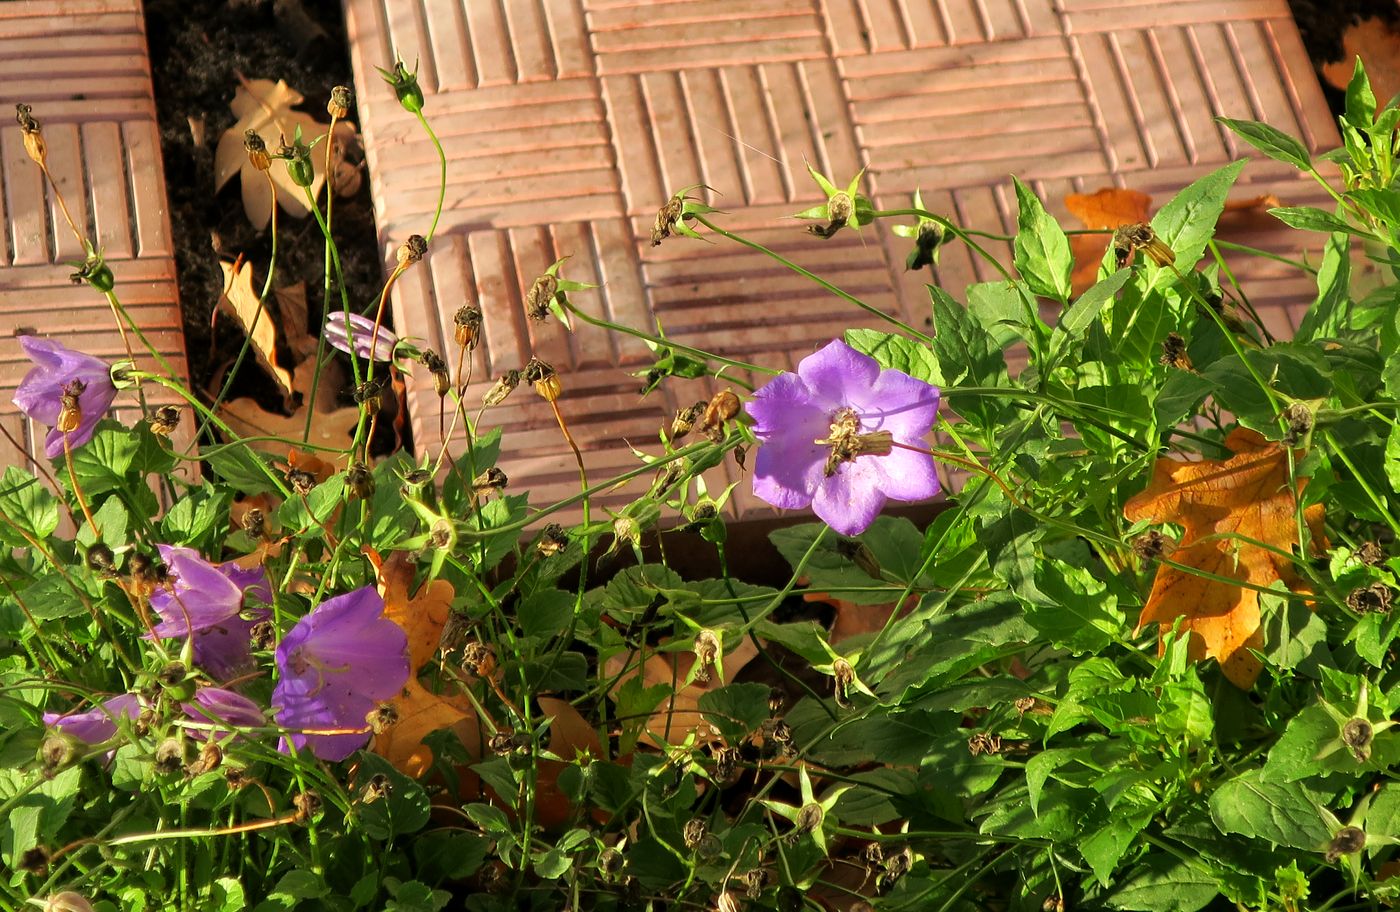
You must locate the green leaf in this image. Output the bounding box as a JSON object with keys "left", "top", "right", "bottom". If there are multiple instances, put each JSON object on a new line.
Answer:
{"left": 414, "top": 831, "right": 488, "bottom": 882}
{"left": 977, "top": 508, "right": 1043, "bottom": 605}
{"left": 352, "top": 753, "right": 430, "bottom": 840}
{"left": 205, "top": 445, "right": 280, "bottom": 495}
{"left": 1350, "top": 188, "right": 1400, "bottom": 228}
{"left": 0, "top": 467, "right": 59, "bottom": 546}
{"left": 929, "top": 284, "right": 1005, "bottom": 388}
{"left": 518, "top": 589, "right": 575, "bottom": 639}
{"left": 1269, "top": 206, "right": 1365, "bottom": 236}
{"left": 1150, "top": 159, "right": 1245, "bottom": 275}
{"left": 68, "top": 424, "right": 138, "bottom": 496}
{"left": 1216, "top": 117, "right": 1310, "bottom": 169}
{"left": 278, "top": 474, "right": 347, "bottom": 540}
{"left": 1108, "top": 854, "right": 1220, "bottom": 912}
{"left": 1209, "top": 770, "right": 1328, "bottom": 849}
{"left": 1012, "top": 176, "right": 1073, "bottom": 302}
{"left": 967, "top": 281, "right": 1035, "bottom": 347}
{"left": 844, "top": 328, "right": 938, "bottom": 386}
{"left": 160, "top": 488, "right": 230, "bottom": 553}
{"left": 1025, "top": 559, "right": 1125, "bottom": 654}
{"left": 1057, "top": 268, "right": 1131, "bottom": 340}
{"left": 1295, "top": 232, "right": 1351, "bottom": 342}
{"left": 1154, "top": 369, "right": 1214, "bottom": 428}
{"left": 698, "top": 683, "right": 772, "bottom": 743}
{"left": 1344, "top": 58, "right": 1377, "bottom": 129}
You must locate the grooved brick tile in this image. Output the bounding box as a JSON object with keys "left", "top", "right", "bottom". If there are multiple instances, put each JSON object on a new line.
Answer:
{"left": 0, "top": 0, "right": 191, "bottom": 471}
{"left": 345, "top": 0, "right": 1341, "bottom": 521}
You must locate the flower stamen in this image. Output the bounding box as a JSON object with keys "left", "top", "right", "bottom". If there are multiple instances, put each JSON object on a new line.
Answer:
{"left": 814, "top": 407, "right": 894, "bottom": 476}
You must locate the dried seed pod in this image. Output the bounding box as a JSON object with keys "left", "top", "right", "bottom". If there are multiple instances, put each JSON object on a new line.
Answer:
{"left": 57, "top": 379, "right": 86, "bottom": 433}
{"left": 1357, "top": 541, "right": 1387, "bottom": 566}
{"left": 711, "top": 745, "right": 741, "bottom": 787}
{"left": 462, "top": 642, "right": 496, "bottom": 678}
{"left": 85, "top": 543, "right": 116, "bottom": 577}
{"left": 1326, "top": 826, "right": 1366, "bottom": 863}
{"left": 347, "top": 462, "right": 375, "bottom": 500}
{"left": 244, "top": 129, "right": 271, "bottom": 171}
{"left": 524, "top": 357, "right": 561, "bottom": 402}
{"left": 1131, "top": 530, "right": 1172, "bottom": 561}
{"left": 354, "top": 376, "right": 386, "bottom": 416}
{"left": 242, "top": 507, "right": 267, "bottom": 540}
{"left": 482, "top": 369, "right": 520, "bottom": 407}
{"left": 366, "top": 702, "right": 398, "bottom": 734}
{"left": 70, "top": 254, "right": 114, "bottom": 293}
{"left": 652, "top": 192, "right": 686, "bottom": 246}
{"left": 327, "top": 85, "right": 353, "bottom": 120}
{"left": 832, "top": 657, "right": 856, "bottom": 709}
{"left": 536, "top": 523, "right": 569, "bottom": 557}
{"left": 453, "top": 304, "right": 482, "bottom": 350}
{"left": 1342, "top": 717, "right": 1374, "bottom": 761}
{"left": 224, "top": 766, "right": 250, "bottom": 790}
{"left": 742, "top": 867, "right": 771, "bottom": 899}
{"left": 1281, "top": 401, "right": 1315, "bottom": 447}
{"left": 472, "top": 466, "right": 508, "bottom": 493}
{"left": 187, "top": 740, "right": 223, "bottom": 777}
{"left": 361, "top": 772, "right": 391, "bottom": 803}
{"left": 693, "top": 629, "right": 720, "bottom": 683}
{"left": 967, "top": 732, "right": 1003, "bottom": 756}
{"left": 1346, "top": 583, "right": 1393, "bottom": 614}
{"left": 698, "top": 389, "right": 740, "bottom": 441}
{"left": 670, "top": 401, "right": 707, "bottom": 440}
{"left": 148, "top": 404, "right": 181, "bottom": 437}
{"left": 16, "top": 103, "right": 46, "bottom": 166}
{"left": 420, "top": 349, "right": 451, "bottom": 396}
{"left": 525, "top": 272, "right": 559, "bottom": 322}
{"left": 397, "top": 234, "right": 428, "bottom": 265}
{"left": 293, "top": 789, "right": 322, "bottom": 823}
{"left": 19, "top": 845, "right": 51, "bottom": 876}
{"left": 154, "top": 737, "right": 187, "bottom": 775}
{"left": 286, "top": 467, "right": 317, "bottom": 496}
{"left": 251, "top": 620, "right": 276, "bottom": 650}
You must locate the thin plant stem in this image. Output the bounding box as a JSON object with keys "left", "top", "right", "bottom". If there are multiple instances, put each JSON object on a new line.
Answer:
{"left": 415, "top": 110, "right": 447, "bottom": 242}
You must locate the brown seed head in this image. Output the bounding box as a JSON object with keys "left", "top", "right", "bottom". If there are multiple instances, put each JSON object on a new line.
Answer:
{"left": 1131, "top": 529, "right": 1173, "bottom": 561}
{"left": 57, "top": 379, "right": 86, "bottom": 433}
{"left": 525, "top": 272, "right": 559, "bottom": 322}
{"left": 536, "top": 522, "right": 569, "bottom": 557}
{"left": 16, "top": 104, "right": 46, "bottom": 166}
{"left": 682, "top": 818, "right": 708, "bottom": 850}
{"left": 243, "top": 129, "right": 271, "bottom": 171}
{"left": 1160, "top": 332, "right": 1192, "bottom": 370}
{"left": 242, "top": 508, "right": 267, "bottom": 541}
{"left": 85, "top": 543, "right": 116, "bottom": 576}
{"left": 1326, "top": 826, "right": 1366, "bottom": 863}
{"left": 397, "top": 234, "right": 428, "bottom": 265}
{"left": 148, "top": 404, "right": 181, "bottom": 437}
{"left": 1342, "top": 717, "right": 1374, "bottom": 761}
{"left": 693, "top": 629, "right": 720, "bottom": 683}
{"left": 524, "top": 357, "right": 561, "bottom": 401}
{"left": 670, "top": 401, "right": 707, "bottom": 441}
{"left": 1357, "top": 541, "right": 1387, "bottom": 566}
{"left": 462, "top": 641, "right": 496, "bottom": 678}
{"left": 652, "top": 192, "right": 686, "bottom": 246}
{"left": 1281, "top": 401, "right": 1315, "bottom": 447}
{"left": 187, "top": 740, "right": 223, "bottom": 777}
{"left": 286, "top": 467, "right": 317, "bottom": 496}
{"left": 1346, "top": 583, "right": 1393, "bottom": 615}
{"left": 420, "top": 349, "right": 451, "bottom": 396}
{"left": 483, "top": 369, "right": 520, "bottom": 407}
{"left": 472, "top": 466, "right": 508, "bottom": 493}
{"left": 293, "top": 789, "right": 322, "bottom": 823}
{"left": 328, "top": 85, "right": 353, "bottom": 120}
{"left": 453, "top": 304, "right": 482, "bottom": 350}
{"left": 347, "top": 462, "right": 375, "bottom": 500}
{"left": 154, "top": 737, "right": 187, "bottom": 775}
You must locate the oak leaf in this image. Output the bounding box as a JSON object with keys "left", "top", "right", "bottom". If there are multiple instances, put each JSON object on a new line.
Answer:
{"left": 605, "top": 638, "right": 759, "bottom": 749}
{"left": 370, "top": 551, "right": 477, "bottom": 777}
{"left": 1065, "top": 188, "right": 1153, "bottom": 295}
{"left": 214, "top": 77, "right": 354, "bottom": 228}
{"left": 218, "top": 360, "right": 360, "bottom": 456}
{"left": 217, "top": 257, "right": 294, "bottom": 396}
{"left": 1322, "top": 19, "right": 1400, "bottom": 111}
{"left": 1124, "top": 428, "right": 1325, "bottom": 689}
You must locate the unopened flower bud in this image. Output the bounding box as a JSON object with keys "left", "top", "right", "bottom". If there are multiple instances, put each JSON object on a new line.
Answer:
{"left": 148, "top": 404, "right": 181, "bottom": 437}
{"left": 243, "top": 129, "right": 270, "bottom": 171}
{"left": 347, "top": 462, "right": 375, "bottom": 499}
{"left": 71, "top": 254, "right": 115, "bottom": 293}
{"left": 327, "top": 85, "right": 353, "bottom": 120}
{"left": 525, "top": 272, "right": 558, "bottom": 321}
{"left": 380, "top": 59, "right": 425, "bottom": 114}
{"left": 16, "top": 103, "right": 46, "bottom": 166}
{"left": 43, "top": 892, "right": 95, "bottom": 912}
{"left": 524, "top": 357, "right": 561, "bottom": 401}
{"left": 397, "top": 234, "right": 427, "bottom": 265}
{"left": 482, "top": 369, "right": 519, "bottom": 407}
{"left": 282, "top": 137, "right": 314, "bottom": 189}
{"left": 536, "top": 523, "right": 568, "bottom": 557}
{"left": 453, "top": 304, "right": 482, "bottom": 350}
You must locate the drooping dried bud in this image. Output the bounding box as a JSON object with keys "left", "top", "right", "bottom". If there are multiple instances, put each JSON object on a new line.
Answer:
{"left": 768, "top": 688, "right": 786, "bottom": 718}
{"left": 224, "top": 766, "right": 250, "bottom": 790}
{"left": 693, "top": 629, "right": 720, "bottom": 683}
{"left": 524, "top": 357, "right": 561, "bottom": 401}
{"left": 187, "top": 740, "right": 223, "bottom": 777}
{"left": 652, "top": 192, "right": 687, "bottom": 246}
{"left": 397, "top": 234, "right": 428, "bottom": 265}
{"left": 244, "top": 129, "right": 271, "bottom": 171}
{"left": 57, "top": 379, "right": 86, "bottom": 433}
{"left": 1041, "top": 895, "right": 1066, "bottom": 912}
{"left": 1131, "top": 530, "right": 1173, "bottom": 561}
{"left": 1342, "top": 717, "right": 1374, "bottom": 761}
{"left": 712, "top": 744, "right": 741, "bottom": 786}
{"left": 420, "top": 349, "right": 451, "bottom": 396}
{"left": 154, "top": 737, "right": 187, "bottom": 775}
{"left": 482, "top": 369, "right": 519, "bottom": 407}
{"left": 525, "top": 272, "right": 559, "bottom": 322}
{"left": 1113, "top": 223, "right": 1173, "bottom": 268}
{"left": 1346, "top": 583, "right": 1393, "bottom": 615}
{"left": 19, "top": 845, "right": 51, "bottom": 876}
{"left": 327, "top": 85, "right": 353, "bottom": 120}
{"left": 698, "top": 389, "right": 740, "bottom": 442}
{"left": 682, "top": 818, "right": 709, "bottom": 850}
{"left": 1160, "top": 332, "right": 1192, "bottom": 370}
{"left": 1357, "top": 541, "right": 1386, "bottom": 566}
{"left": 670, "top": 401, "right": 706, "bottom": 441}
{"left": 85, "top": 543, "right": 116, "bottom": 576}
{"left": 347, "top": 462, "right": 375, "bottom": 500}
{"left": 832, "top": 657, "right": 856, "bottom": 709}
{"left": 147, "top": 404, "right": 181, "bottom": 437}
{"left": 881, "top": 845, "right": 913, "bottom": 889}
{"left": 286, "top": 467, "right": 316, "bottom": 496}
{"left": 1281, "top": 401, "right": 1315, "bottom": 447}
{"left": 967, "top": 731, "right": 1003, "bottom": 756}
{"left": 742, "top": 867, "right": 771, "bottom": 899}
{"left": 293, "top": 789, "right": 322, "bottom": 824}
{"left": 536, "top": 523, "right": 568, "bottom": 557}
{"left": 472, "top": 466, "right": 507, "bottom": 494}
{"left": 354, "top": 376, "right": 386, "bottom": 416}
{"left": 462, "top": 642, "right": 496, "bottom": 678}
{"left": 16, "top": 103, "right": 46, "bottom": 166}
{"left": 1326, "top": 826, "right": 1366, "bottom": 863}
{"left": 453, "top": 304, "right": 482, "bottom": 350}
{"left": 366, "top": 702, "right": 398, "bottom": 734}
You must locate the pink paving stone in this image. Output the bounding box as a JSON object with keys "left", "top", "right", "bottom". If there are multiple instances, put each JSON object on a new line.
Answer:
{"left": 343, "top": 0, "right": 1340, "bottom": 524}
{"left": 0, "top": 0, "right": 191, "bottom": 471}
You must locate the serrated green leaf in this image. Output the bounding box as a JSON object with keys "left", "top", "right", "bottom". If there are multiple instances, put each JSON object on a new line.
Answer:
{"left": 1012, "top": 176, "right": 1073, "bottom": 302}
{"left": 1151, "top": 159, "right": 1245, "bottom": 276}
{"left": 1209, "top": 770, "right": 1328, "bottom": 849}
{"left": 1216, "top": 117, "right": 1310, "bottom": 169}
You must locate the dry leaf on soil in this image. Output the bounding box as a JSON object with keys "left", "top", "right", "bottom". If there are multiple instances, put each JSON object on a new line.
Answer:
{"left": 218, "top": 360, "right": 360, "bottom": 456}
{"left": 272, "top": 283, "right": 322, "bottom": 362}
{"left": 1322, "top": 18, "right": 1400, "bottom": 112}
{"left": 605, "top": 638, "right": 759, "bottom": 749}
{"left": 217, "top": 257, "right": 294, "bottom": 396}
{"left": 1123, "top": 428, "right": 1325, "bottom": 689}
{"left": 1065, "top": 188, "right": 1153, "bottom": 296}
{"left": 371, "top": 551, "right": 477, "bottom": 777}
{"left": 214, "top": 77, "right": 356, "bottom": 228}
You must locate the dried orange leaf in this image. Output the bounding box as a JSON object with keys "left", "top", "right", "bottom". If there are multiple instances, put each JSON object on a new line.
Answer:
{"left": 373, "top": 677, "right": 474, "bottom": 778}
{"left": 218, "top": 258, "right": 294, "bottom": 396}
{"left": 217, "top": 361, "right": 359, "bottom": 456}
{"left": 1322, "top": 19, "right": 1400, "bottom": 107}
{"left": 1065, "top": 187, "right": 1154, "bottom": 296}
{"left": 605, "top": 638, "right": 759, "bottom": 749}
{"left": 1124, "top": 428, "right": 1326, "bottom": 689}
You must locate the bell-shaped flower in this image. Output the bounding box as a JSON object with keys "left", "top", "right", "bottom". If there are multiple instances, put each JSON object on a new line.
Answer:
{"left": 13, "top": 336, "right": 119, "bottom": 458}
{"left": 182, "top": 687, "right": 266, "bottom": 741}
{"left": 272, "top": 586, "right": 409, "bottom": 761}
{"left": 745, "top": 339, "right": 940, "bottom": 536}
{"left": 146, "top": 545, "right": 271, "bottom": 680}
{"left": 43, "top": 693, "right": 144, "bottom": 745}
{"left": 325, "top": 311, "right": 398, "bottom": 362}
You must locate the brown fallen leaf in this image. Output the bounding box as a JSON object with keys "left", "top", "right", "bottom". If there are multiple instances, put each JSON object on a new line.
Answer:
{"left": 218, "top": 257, "right": 295, "bottom": 397}
{"left": 213, "top": 76, "right": 356, "bottom": 228}
{"left": 1065, "top": 187, "right": 1154, "bottom": 296}
{"left": 1323, "top": 19, "right": 1400, "bottom": 113}
{"left": 1123, "top": 428, "right": 1326, "bottom": 689}
{"left": 272, "top": 283, "right": 321, "bottom": 362}
{"left": 371, "top": 551, "right": 477, "bottom": 777}
{"left": 803, "top": 591, "right": 916, "bottom": 645}
{"left": 218, "top": 361, "right": 360, "bottom": 456}
{"left": 605, "top": 638, "right": 759, "bottom": 749}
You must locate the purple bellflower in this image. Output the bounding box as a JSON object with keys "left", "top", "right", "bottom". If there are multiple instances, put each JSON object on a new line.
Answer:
{"left": 745, "top": 339, "right": 941, "bottom": 536}
{"left": 272, "top": 586, "right": 409, "bottom": 761}
{"left": 182, "top": 687, "right": 266, "bottom": 741}
{"left": 146, "top": 545, "right": 271, "bottom": 681}
{"left": 44, "top": 693, "right": 144, "bottom": 745}
{"left": 325, "top": 312, "right": 398, "bottom": 362}
{"left": 13, "top": 336, "right": 119, "bottom": 459}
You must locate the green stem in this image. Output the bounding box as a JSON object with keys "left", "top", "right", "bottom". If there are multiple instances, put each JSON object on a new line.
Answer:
{"left": 415, "top": 109, "right": 447, "bottom": 243}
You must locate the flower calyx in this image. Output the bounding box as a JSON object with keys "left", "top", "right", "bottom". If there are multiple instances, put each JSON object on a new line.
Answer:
{"left": 376, "top": 58, "right": 425, "bottom": 114}
{"left": 795, "top": 162, "right": 873, "bottom": 238}
{"left": 523, "top": 256, "right": 592, "bottom": 328}
{"left": 1112, "top": 223, "right": 1174, "bottom": 269}
{"left": 890, "top": 189, "right": 949, "bottom": 270}
{"left": 651, "top": 184, "right": 720, "bottom": 246}
{"left": 16, "top": 103, "right": 46, "bottom": 166}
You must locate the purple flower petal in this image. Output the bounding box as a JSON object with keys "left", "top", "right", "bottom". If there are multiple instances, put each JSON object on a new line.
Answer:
{"left": 325, "top": 312, "right": 398, "bottom": 362}
{"left": 182, "top": 687, "right": 266, "bottom": 741}
{"left": 43, "top": 694, "right": 144, "bottom": 745}
{"left": 746, "top": 373, "right": 830, "bottom": 510}
{"left": 14, "top": 336, "right": 119, "bottom": 459}
{"left": 794, "top": 340, "right": 880, "bottom": 408}
{"left": 812, "top": 461, "right": 888, "bottom": 536}
{"left": 272, "top": 587, "right": 409, "bottom": 761}
{"left": 870, "top": 445, "right": 942, "bottom": 504}
{"left": 145, "top": 546, "right": 271, "bottom": 680}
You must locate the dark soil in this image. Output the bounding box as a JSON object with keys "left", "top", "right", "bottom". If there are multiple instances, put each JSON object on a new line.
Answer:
{"left": 1286, "top": 0, "right": 1400, "bottom": 112}
{"left": 143, "top": 0, "right": 388, "bottom": 431}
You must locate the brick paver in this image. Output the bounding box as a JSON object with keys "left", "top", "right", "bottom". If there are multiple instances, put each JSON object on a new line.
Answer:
{"left": 344, "top": 0, "right": 1338, "bottom": 518}
{"left": 0, "top": 0, "right": 190, "bottom": 470}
